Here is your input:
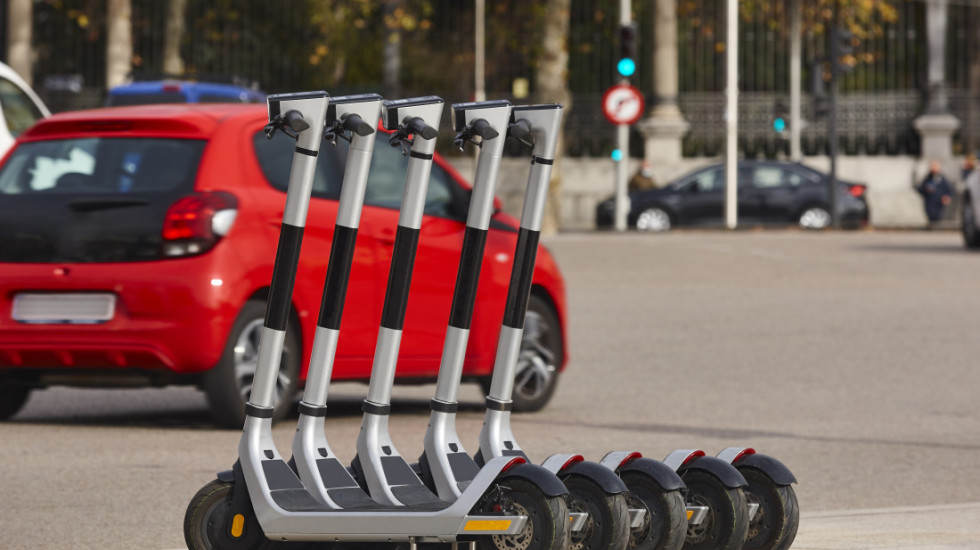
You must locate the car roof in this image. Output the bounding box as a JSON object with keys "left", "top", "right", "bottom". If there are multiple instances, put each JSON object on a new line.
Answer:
{"left": 108, "top": 80, "right": 265, "bottom": 100}
{"left": 19, "top": 103, "right": 267, "bottom": 141}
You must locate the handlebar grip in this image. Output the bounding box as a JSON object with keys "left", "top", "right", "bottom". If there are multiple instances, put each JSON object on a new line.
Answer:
{"left": 282, "top": 110, "right": 311, "bottom": 133}
{"left": 508, "top": 119, "right": 532, "bottom": 141}
{"left": 406, "top": 117, "right": 439, "bottom": 141}
{"left": 343, "top": 114, "right": 375, "bottom": 137}
{"left": 470, "top": 118, "right": 499, "bottom": 140}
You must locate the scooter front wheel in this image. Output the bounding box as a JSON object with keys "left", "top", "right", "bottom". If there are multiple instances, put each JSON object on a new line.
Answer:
{"left": 619, "top": 472, "right": 686, "bottom": 550}
{"left": 184, "top": 479, "right": 276, "bottom": 550}
{"left": 738, "top": 468, "right": 799, "bottom": 550}
{"left": 680, "top": 470, "right": 749, "bottom": 550}
{"left": 478, "top": 478, "right": 569, "bottom": 550}
{"left": 563, "top": 475, "right": 630, "bottom": 550}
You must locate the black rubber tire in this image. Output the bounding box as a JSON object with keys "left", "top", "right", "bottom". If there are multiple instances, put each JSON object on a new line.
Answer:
{"left": 962, "top": 198, "right": 980, "bottom": 249}
{"left": 564, "top": 475, "right": 630, "bottom": 550}
{"left": 680, "top": 470, "right": 749, "bottom": 550}
{"left": 203, "top": 300, "right": 301, "bottom": 429}
{"left": 477, "top": 478, "right": 569, "bottom": 550}
{"left": 479, "top": 294, "right": 562, "bottom": 413}
{"left": 0, "top": 383, "right": 31, "bottom": 420}
{"left": 620, "top": 472, "right": 687, "bottom": 550}
{"left": 737, "top": 468, "right": 799, "bottom": 550}
{"left": 184, "top": 479, "right": 277, "bottom": 550}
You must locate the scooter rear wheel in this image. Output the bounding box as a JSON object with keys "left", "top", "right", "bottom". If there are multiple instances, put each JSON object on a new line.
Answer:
{"left": 184, "top": 479, "right": 277, "bottom": 550}
{"left": 478, "top": 478, "right": 569, "bottom": 550}
{"left": 619, "top": 472, "right": 686, "bottom": 550}
{"left": 737, "top": 468, "right": 799, "bottom": 550}
{"left": 563, "top": 475, "right": 630, "bottom": 550}
{"left": 680, "top": 470, "right": 749, "bottom": 550}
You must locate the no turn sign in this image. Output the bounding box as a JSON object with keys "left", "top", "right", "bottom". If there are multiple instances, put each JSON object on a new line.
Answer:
{"left": 601, "top": 84, "right": 645, "bottom": 126}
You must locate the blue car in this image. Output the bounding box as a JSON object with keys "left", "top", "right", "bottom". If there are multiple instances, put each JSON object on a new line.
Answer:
{"left": 105, "top": 80, "right": 266, "bottom": 106}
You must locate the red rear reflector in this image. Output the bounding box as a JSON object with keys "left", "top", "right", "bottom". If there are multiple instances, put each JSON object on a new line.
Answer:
{"left": 501, "top": 457, "right": 527, "bottom": 472}
{"left": 162, "top": 84, "right": 182, "bottom": 93}
{"left": 683, "top": 450, "right": 706, "bottom": 466}
{"left": 559, "top": 455, "right": 585, "bottom": 471}
{"left": 730, "top": 448, "right": 756, "bottom": 464}
{"left": 618, "top": 452, "right": 644, "bottom": 468}
{"left": 849, "top": 185, "right": 866, "bottom": 197}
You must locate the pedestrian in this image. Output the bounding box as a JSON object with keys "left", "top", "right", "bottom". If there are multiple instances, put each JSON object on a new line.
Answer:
{"left": 962, "top": 153, "right": 977, "bottom": 181}
{"left": 917, "top": 159, "right": 953, "bottom": 223}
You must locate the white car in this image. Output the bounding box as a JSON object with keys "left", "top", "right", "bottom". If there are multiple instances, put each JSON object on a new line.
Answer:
{"left": 962, "top": 169, "right": 980, "bottom": 248}
{"left": 0, "top": 62, "right": 50, "bottom": 157}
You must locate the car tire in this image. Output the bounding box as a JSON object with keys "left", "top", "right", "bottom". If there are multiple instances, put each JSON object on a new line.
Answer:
{"left": 797, "top": 205, "right": 831, "bottom": 230}
{"left": 0, "top": 383, "right": 31, "bottom": 420}
{"left": 635, "top": 207, "right": 672, "bottom": 232}
{"left": 480, "top": 294, "right": 562, "bottom": 412}
{"left": 961, "top": 197, "right": 980, "bottom": 249}
{"left": 203, "top": 299, "right": 301, "bottom": 429}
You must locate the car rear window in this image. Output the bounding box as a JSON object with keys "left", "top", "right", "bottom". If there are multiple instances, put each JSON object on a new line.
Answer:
{"left": 252, "top": 130, "right": 345, "bottom": 199}
{"left": 0, "top": 137, "right": 205, "bottom": 262}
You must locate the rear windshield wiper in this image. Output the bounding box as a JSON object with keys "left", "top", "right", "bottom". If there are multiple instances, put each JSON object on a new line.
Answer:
{"left": 68, "top": 197, "right": 150, "bottom": 212}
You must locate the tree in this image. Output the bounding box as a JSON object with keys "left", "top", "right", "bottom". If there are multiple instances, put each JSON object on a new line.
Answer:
{"left": 535, "top": 0, "right": 571, "bottom": 234}
{"left": 106, "top": 0, "right": 132, "bottom": 88}
{"left": 163, "top": 0, "right": 188, "bottom": 75}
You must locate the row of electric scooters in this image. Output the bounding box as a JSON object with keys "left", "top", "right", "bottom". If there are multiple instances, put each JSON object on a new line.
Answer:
{"left": 183, "top": 92, "right": 800, "bottom": 550}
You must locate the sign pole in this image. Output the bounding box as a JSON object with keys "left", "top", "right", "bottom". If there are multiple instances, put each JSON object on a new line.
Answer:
{"left": 614, "top": 0, "right": 632, "bottom": 232}
{"left": 724, "top": 0, "right": 738, "bottom": 230}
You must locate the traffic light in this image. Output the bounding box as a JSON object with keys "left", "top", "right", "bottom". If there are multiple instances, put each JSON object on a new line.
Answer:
{"left": 830, "top": 26, "right": 856, "bottom": 78}
{"left": 617, "top": 23, "right": 637, "bottom": 78}
{"left": 772, "top": 101, "right": 788, "bottom": 134}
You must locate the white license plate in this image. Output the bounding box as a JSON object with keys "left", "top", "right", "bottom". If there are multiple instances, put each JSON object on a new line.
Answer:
{"left": 11, "top": 293, "right": 116, "bottom": 324}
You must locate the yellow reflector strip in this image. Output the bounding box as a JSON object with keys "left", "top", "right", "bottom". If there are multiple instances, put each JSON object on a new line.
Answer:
{"left": 686, "top": 510, "right": 693, "bottom": 521}
{"left": 231, "top": 514, "right": 246, "bottom": 538}
{"left": 465, "top": 520, "right": 512, "bottom": 532}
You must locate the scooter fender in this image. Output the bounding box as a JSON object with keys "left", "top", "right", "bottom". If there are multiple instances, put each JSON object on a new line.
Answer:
{"left": 677, "top": 456, "right": 748, "bottom": 489}
{"left": 725, "top": 451, "right": 797, "bottom": 486}
{"left": 617, "top": 457, "right": 686, "bottom": 492}
{"left": 560, "top": 460, "right": 630, "bottom": 495}
{"left": 499, "top": 462, "right": 570, "bottom": 498}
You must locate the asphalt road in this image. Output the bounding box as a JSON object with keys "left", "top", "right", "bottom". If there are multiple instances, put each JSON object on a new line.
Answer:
{"left": 3, "top": 230, "right": 980, "bottom": 549}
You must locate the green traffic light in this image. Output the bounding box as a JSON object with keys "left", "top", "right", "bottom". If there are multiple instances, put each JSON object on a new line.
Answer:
{"left": 617, "top": 58, "right": 636, "bottom": 78}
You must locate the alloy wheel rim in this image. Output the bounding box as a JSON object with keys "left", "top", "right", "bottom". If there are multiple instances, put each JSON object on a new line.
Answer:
{"left": 233, "top": 318, "right": 292, "bottom": 405}
{"left": 516, "top": 310, "right": 557, "bottom": 402}
{"left": 636, "top": 208, "right": 670, "bottom": 231}
{"left": 799, "top": 208, "right": 831, "bottom": 229}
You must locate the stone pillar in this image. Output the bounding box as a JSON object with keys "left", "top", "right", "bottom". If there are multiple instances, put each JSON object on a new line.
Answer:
{"left": 913, "top": 0, "right": 959, "bottom": 162}
{"left": 637, "top": 0, "right": 689, "bottom": 179}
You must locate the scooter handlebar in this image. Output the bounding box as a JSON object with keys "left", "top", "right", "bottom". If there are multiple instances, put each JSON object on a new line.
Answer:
{"left": 405, "top": 116, "right": 439, "bottom": 141}
{"left": 469, "top": 118, "right": 499, "bottom": 141}
{"left": 282, "top": 110, "right": 310, "bottom": 133}
{"left": 343, "top": 113, "right": 375, "bottom": 137}
{"left": 507, "top": 119, "right": 532, "bottom": 142}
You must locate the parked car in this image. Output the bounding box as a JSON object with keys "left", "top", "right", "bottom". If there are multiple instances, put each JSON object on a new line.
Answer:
{"left": 105, "top": 79, "right": 266, "bottom": 106}
{"left": 0, "top": 61, "right": 50, "bottom": 156}
{"left": 0, "top": 104, "right": 567, "bottom": 427}
{"left": 596, "top": 160, "right": 869, "bottom": 231}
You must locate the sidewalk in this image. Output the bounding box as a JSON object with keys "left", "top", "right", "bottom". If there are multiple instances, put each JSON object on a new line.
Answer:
{"left": 793, "top": 502, "right": 980, "bottom": 549}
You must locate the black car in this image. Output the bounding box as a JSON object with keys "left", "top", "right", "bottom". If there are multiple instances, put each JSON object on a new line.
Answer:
{"left": 596, "top": 160, "right": 869, "bottom": 231}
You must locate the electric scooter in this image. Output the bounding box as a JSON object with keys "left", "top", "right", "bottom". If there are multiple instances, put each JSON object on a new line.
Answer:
{"left": 469, "top": 104, "right": 637, "bottom": 550}
{"left": 184, "top": 93, "right": 568, "bottom": 550}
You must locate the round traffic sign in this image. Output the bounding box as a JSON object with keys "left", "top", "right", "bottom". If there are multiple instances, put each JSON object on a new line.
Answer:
{"left": 601, "top": 84, "right": 645, "bottom": 126}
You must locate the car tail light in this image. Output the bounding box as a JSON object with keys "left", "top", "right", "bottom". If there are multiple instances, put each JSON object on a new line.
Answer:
{"left": 162, "top": 191, "right": 238, "bottom": 257}
{"left": 848, "top": 185, "right": 866, "bottom": 198}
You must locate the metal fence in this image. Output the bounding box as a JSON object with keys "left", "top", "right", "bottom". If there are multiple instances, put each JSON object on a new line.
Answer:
{"left": 13, "top": 0, "right": 980, "bottom": 158}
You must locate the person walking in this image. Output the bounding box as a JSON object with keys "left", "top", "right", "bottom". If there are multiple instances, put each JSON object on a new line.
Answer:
{"left": 918, "top": 159, "right": 953, "bottom": 224}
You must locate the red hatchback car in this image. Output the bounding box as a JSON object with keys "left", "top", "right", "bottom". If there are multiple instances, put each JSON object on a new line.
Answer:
{"left": 0, "top": 104, "right": 567, "bottom": 427}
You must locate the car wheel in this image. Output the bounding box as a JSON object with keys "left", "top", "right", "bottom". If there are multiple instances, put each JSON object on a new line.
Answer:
{"left": 0, "top": 383, "right": 31, "bottom": 420}
{"left": 636, "top": 207, "right": 672, "bottom": 232}
{"left": 961, "top": 198, "right": 980, "bottom": 249}
{"left": 203, "top": 300, "right": 300, "bottom": 429}
{"left": 797, "top": 206, "right": 831, "bottom": 230}
{"left": 480, "top": 294, "right": 562, "bottom": 412}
